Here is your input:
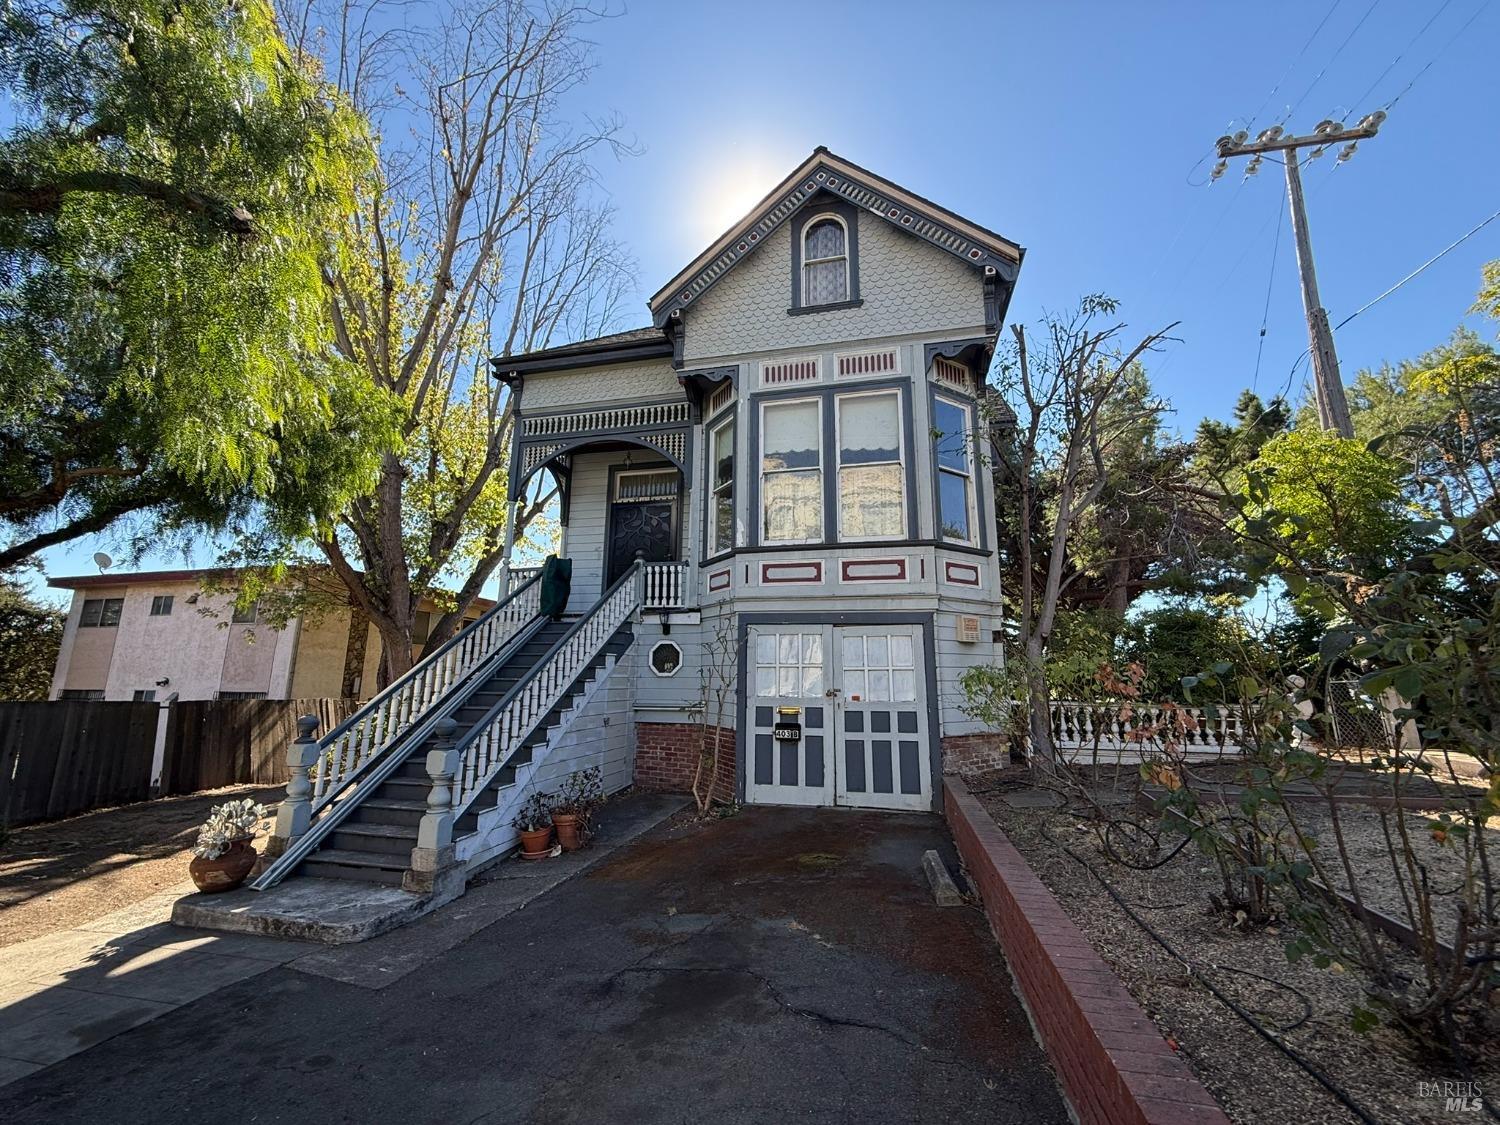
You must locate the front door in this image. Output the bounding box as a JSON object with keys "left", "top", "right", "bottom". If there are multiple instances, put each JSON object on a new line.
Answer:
{"left": 745, "top": 622, "right": 931, "bottom": 811}
{"left": 606, "top": 468, "right": 678, "bottom": 586}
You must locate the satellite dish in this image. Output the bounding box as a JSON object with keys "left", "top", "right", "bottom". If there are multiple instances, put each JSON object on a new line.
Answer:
{"left": 93, "top": 552, "right": 113, "bottom": 571}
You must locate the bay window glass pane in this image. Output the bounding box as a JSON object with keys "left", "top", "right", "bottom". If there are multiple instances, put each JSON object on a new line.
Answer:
{"left": 839, "top": 464, "right": 903, "bottom": 538}
{"left": 934, "top": 399, "right": 971, "bottom": 472}
{"left": 763, "top": 471, "right": 821, "bottom": 541}
{"left": 713, "top": 421, "right": 735, "bottom": 488}
{"left": 939, "top": 471, "right": 972, "bottom": 541}
{"left": 713, "top": 493, "right": 733, "bottom": 553}
{"left": 763, "top": 401, "right": 819, "bottom": 471}
{"left": 839, "top": 396, "right": 899, "bottom": 464}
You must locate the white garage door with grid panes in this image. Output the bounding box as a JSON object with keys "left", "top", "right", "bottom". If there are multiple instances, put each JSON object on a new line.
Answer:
{"left": 745, "top": 623, "right": 931, "bottom": 811}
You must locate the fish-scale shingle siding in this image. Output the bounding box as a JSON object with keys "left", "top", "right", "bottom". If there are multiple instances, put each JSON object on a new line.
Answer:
{"left": 683, "top": 212, "right": 986, "bottom": 363}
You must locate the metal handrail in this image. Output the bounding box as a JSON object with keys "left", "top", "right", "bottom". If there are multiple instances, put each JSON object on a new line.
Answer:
{"left": 450, "top": 563, "right": 642, "bottom": 818}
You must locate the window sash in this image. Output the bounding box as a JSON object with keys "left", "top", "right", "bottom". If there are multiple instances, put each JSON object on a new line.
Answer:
{"left": 149, "top": 595, "right": 173, "bottom": 616}
{"left": 709, "top": 417, "right": 735, "bottom": 556}
{"left": 80, "top": 597, "right": 122, "bottom": 627}
{"left": 231, "top": 601, "right": 258, "bottom": 624}
{"left": 837, "top": 391, "right": 904, "bottom": 540}
{"left": 934, "top": 395, "right": 977, "bottom": 544}
{"left": 760, "top": 399, "right": 823, "bottom": 544}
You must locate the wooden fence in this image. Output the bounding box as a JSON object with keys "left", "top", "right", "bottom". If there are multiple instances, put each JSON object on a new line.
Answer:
{"left": 0, "top": 698, "right": 357, "bottom": 828}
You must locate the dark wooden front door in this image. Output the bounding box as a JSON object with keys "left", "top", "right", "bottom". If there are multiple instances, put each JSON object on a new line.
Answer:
{"left": 607, "top": 499, "right": 675, "bottom": 586}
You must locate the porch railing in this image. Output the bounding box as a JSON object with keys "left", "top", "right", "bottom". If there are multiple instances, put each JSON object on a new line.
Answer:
{"left": 641, "top": 561, "right": 689, "bottom": 610}
{"left": 452, "top": 564, "right": 642, "bottom": 817}
{"left": 505, "top": 566, "right": 543, "bottom": 595}
{"left": 1044, "top": 699, "right": 1246, "bottom": 756}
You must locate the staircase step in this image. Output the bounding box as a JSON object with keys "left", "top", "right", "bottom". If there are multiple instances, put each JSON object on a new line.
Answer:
{"left": 301, "top": 849, "right": 409, "bottom": 886}
{"left": 350, "top": 798, "right": 427, "bottom": 828}
{"left": 331, "top": 822, "right": 419, "bottom": 856}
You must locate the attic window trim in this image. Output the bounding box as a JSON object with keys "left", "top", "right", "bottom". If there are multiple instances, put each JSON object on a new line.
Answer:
{"left": 788, "top": 198, "right": 861, "bottom": 315}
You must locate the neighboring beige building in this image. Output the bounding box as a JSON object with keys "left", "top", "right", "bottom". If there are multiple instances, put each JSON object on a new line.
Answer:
{"left": 47, "top": 569, "right": 491, "bottom": 702}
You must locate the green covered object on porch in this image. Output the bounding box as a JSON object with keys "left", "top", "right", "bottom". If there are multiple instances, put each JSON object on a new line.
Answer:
{"left": 540, "top": 555, "right": 572, "bottom": 619}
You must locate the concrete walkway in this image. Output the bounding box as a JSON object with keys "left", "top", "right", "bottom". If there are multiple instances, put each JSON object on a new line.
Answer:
{"left": 0, "top": 804, "right": 1066, "bottom": 1123}
{"left": 0, "top": 793, "right": 687, "bottom": 1089}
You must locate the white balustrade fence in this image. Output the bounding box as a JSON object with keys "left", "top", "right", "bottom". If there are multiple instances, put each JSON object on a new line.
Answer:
{"left": 1041, "top": 699, "right": 1246, "bottom": 760}
{"left": 505, "top": 566, "right": 543, "bottom": 595}
{"left": 641, "top": 561, "right": 689, "bottom": 610}
{"left": 452, "top": 567, "right": 642, "bottom": 815}
{"left": 308, "top": 578, "right": 544, "bottom": 807}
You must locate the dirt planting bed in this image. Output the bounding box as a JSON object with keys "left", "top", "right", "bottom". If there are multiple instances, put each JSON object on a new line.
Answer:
{"left": 970, "top": 770, "right": 1499, "bottom": 1125}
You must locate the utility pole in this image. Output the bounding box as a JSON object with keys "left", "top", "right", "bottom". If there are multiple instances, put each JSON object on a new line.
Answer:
{"left": 1212, "top": 114, "right": 1387, "bottom": 439}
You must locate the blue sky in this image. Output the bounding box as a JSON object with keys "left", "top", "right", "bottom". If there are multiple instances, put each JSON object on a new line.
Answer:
{"left": 30, "top": 0, "right": 1500, "bottom": 602}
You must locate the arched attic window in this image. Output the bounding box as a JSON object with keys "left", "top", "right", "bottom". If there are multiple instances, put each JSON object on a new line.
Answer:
{"left": 801, "top": 216, "right": 849, "bottom": 306}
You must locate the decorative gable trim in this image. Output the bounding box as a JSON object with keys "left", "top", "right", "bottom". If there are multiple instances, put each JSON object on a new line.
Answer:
{"left": 649, "top": 148, "right": 1022, "bottom": 327}
{"left": 835, "top": 347, "right": 900, "bottom": 379}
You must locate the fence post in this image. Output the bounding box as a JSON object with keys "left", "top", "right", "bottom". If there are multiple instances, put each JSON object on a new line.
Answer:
{"left": 260, "top": 715, "right": 320, "bottom": 868}
{"left": 405, "top": 717, "right": 464, "bottom": 898}
{"left": 148, "top": 691, "right": 178, "bottom": 797}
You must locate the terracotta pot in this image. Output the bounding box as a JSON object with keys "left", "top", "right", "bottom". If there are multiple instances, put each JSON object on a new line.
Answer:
{"left": 518, "top": 825, "right": 553, "bottom": 859}
{"left": 189, "top": 839, "right": 257, "bottom": 893}
{"left": 552, "top": 812, "right": 584, "bottom": 852}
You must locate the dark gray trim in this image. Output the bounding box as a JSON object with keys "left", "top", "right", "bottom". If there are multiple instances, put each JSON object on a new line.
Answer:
{"left": 735, "top": 611, "right": 943, "bottom": 813}
{"left": 790, "top": 198, "right": 861, "bottom": 313}
{"left": 695, "top": 538, "right": 994, "bottom": 566}
{"left": 788, "top": 298, "right": 864, "bottom": 316}
{"left": 492, "top": 336, "right": 672, "bottom": 378}
{"left": 928, "top": 384, "right": 988, "bottom": 552}
{"left": 515, "top": 430, "right": 693, "bottom": 494}
{"left": 747, "top": 377, "right": 918, "bottom": 548}
{"left": 505, "top": 375, "right": 526, "bottom": 504}
{"left": 924, "top": 338, "right": 990, "bottom": 385}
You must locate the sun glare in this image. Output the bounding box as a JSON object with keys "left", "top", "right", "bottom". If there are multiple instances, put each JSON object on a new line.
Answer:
{"left": 692, "top": 151, "right": 784, "bottom": 245}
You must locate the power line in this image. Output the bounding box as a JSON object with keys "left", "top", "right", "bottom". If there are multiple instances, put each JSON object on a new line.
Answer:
{"left": 1251, "top": 183, "right": 1288, "bottom": 394}
{"left": 1285, "top": 0, "right": 1383, "bottom": 120}
{"left": 1342, "top": 0, "right": 1455, "bottom": 118}
{"left": 1244, "top": 0, "right": 1345, "bottom": 131}
{"left": 1380, "top": 0, "right": 1491, "bottom": 111}
{"left": 1333, "top": 206, "right": 1500, "bottom": 330}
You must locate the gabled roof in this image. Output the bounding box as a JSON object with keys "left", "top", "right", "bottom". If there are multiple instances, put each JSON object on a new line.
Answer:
{"left": 649, "top": 147, "right": 1024, "bottom": 327}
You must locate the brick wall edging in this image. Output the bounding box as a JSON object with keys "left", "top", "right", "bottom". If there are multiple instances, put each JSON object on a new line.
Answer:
{"left": 944, "top": 776, "right": 1231, "bottom": 1125}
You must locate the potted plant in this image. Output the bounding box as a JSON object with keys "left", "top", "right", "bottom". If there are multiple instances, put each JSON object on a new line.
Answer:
{"left": 188, "top": 799, "right": 268, "bottom": 892}
{"left": 550, "top": 766, "right": 603, "bottom": 851}
{"left": 513, "top": 791, "right": 555, "bottom": 860}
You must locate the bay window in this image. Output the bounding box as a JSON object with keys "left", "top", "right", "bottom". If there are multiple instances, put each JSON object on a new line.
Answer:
{"left": 837, "top": 391, "right": 904, "bottom": 539}
{"left": 934, "top": 396, "right": 976, "bottom": 544}
{"left": 760, "top": 398, "right": 822, "bottom": 543}
{"left": 709, "top": 416, "right": 735, "bottom": 556}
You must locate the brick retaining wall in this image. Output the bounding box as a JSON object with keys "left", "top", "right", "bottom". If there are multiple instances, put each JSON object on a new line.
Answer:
{"left": 941, "top": 732, "right": 1010, "bottom": 776}
{"left": 944, "top": 776, "right": 1230, "bottom": 1125}
{"left": 634, "top": 722, "right": 736, "bottom": 803}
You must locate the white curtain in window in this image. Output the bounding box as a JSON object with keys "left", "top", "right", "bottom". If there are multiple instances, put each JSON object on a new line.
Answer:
{"left": 762, "top": 400, "right": 822, "bottom": 541}
{"left": 802, "top": 219, "right": 848, "bottom": 305}
{"left": 839, "top": 394, "right": 903, "bottom": 538}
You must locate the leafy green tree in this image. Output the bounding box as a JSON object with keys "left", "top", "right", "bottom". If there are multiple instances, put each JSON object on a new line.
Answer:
{"left": 0, "top": 578, "right": 63, "bottom": 699}
{"left": 0, "top": 0, "right": 396, "bottom": 571}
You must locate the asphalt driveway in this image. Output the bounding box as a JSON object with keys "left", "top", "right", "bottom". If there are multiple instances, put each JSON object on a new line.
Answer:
{"left": 0, "top": 805, "right": 1067, "bottom": 1124}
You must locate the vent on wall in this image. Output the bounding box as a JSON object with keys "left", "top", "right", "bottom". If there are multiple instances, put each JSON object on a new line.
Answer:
{"left": 760, "top": 355, "right": 819, "bottom": 387}
{"left": 956, "top": 614, "right": 982, "bottom": 644}
{"left": 933, "top": 356, "right": 971, "bottom": 392}
{"left": 836, "top": 348, "right": 900, "bottom": 378}
{"left": 706, "top": 379, "right": 734, "bottom": 416}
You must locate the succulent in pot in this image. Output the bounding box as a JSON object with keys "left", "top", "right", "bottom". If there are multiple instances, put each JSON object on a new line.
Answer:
{"left": 513, "top": 791, "right": 556, "bottom": 860}
{"left": 188, "top": 799, "right": 269, "bottom": 892}
{"left": 550, "top": 767, "right": 603, "bottom": 851}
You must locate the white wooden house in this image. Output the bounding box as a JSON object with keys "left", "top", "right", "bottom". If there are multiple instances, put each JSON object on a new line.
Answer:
{"left": 249, "top": 149, "right": 1023, "bottom": 894}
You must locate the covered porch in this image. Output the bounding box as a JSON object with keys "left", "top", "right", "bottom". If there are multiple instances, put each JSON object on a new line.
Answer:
{"left": 504, "top": 399, "right": 697, "bottom": 613}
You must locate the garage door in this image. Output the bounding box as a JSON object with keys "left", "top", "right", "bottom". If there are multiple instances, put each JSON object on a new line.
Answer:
{"left": 745, "top": 623, "right": 931, "bottom": 811}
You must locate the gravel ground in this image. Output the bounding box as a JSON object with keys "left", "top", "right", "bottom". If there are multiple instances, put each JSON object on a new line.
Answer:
{"left": 972, "top": 773, "right": 1499, "bottom": 1125}
{"left": 0, "top": 784, "right": 283, "bottom": 946}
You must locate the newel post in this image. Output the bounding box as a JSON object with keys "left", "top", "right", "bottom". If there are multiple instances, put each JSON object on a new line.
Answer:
{"left": 261, "top": 714, "right": 320, "bottom": 868}
{"left": 405, "top": 716, "right": 465, "bottom": 898}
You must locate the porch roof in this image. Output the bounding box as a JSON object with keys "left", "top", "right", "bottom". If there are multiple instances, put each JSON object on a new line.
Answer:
{"left": 491, "top": 325, "right": 671, "bottom": 379}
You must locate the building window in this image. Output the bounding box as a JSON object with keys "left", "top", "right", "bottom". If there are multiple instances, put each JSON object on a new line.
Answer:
{"left": 133, "top": 689, "right": 157, "bottom": 702}
{"left": 60, "top": 688, "right": 105, "bottom": 701}
{"left": 760, "top": 398, "right": 822, "bottom": 543}
{"left": 801, "top": 216, "right": 849, "bottom": 306}
{"left": 79, "top": 597, "right": 123, "bottom": 628}
{"left": 649, "top": 640, "right": 683, "bottom": 677}
{"left": 231, "top": 601, "right": 258, "bottom": 624}
{"left": 149, "top": 595, "right": 174, "bottom": 617}
{"left": 709, "top": 416, "right": 735, "bottom": 556}
{"left": 934, "top": 396, "right": 977, "bottom": 544}
{"left": 837, "top": 391, "right": 904, "bottom": 540}
{"left": 754, "top": 631, "right": 824, "bottom": 698}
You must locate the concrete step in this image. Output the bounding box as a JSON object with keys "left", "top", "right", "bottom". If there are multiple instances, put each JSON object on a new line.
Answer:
{"left": 301, "top": 849, "right": 408, "bottom": 886}
{"left": 330, "top": 822, "right": 419, "bottom": 856}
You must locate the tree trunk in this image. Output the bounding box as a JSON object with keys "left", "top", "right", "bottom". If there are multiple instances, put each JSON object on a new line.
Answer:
{"left": 1024, "top": 634, "right": 1058, "bottom": 771}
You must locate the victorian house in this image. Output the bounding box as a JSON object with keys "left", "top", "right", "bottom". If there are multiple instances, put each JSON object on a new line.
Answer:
{"left": 248, "top": 149, "right": 1023, "bottom": 893}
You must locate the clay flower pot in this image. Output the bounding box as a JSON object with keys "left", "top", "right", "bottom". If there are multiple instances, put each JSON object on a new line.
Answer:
{"left": 189, "top": 839, "right": 257, "bottom": 893}
{"left": 552, "top": 812, "right": 583, "bottom": 852}
{"left": 518, "top": 825, "right": 553, "bottom": 860}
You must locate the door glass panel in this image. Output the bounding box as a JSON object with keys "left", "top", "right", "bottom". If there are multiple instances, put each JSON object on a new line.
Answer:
{"left": 845, "top": 670, "right": 867, "bottom": 699}
{"left": 802, "top": 666, "right": 823, "bottom": 696}
{"left": 802, "top": 634, "right": 823, "bottom": 664}
{"left": 891, "top": 634, "right": 914, "bottom": 667}
{"left": 756, "top": 633, "right": 776, "bottom": 664}
{"left": 893, "top": 669, "right": 916, "bottom": 702}
{"left": 867, "top": 635, "right": 889, "bottom": 668}
{"left": 779, "top": 667, "right": 799, "bottom": 696}
{"left": 869, "top": 669, "right": 891, "bottom": 701}
{"left": 779, "top": 634, "right": 799, "bottom": 663}
{"left": 756, "top": 666, "right": 776, "bottom": 696}
{"left": 842, "top": 634, "right": 864, "bottom": 669}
